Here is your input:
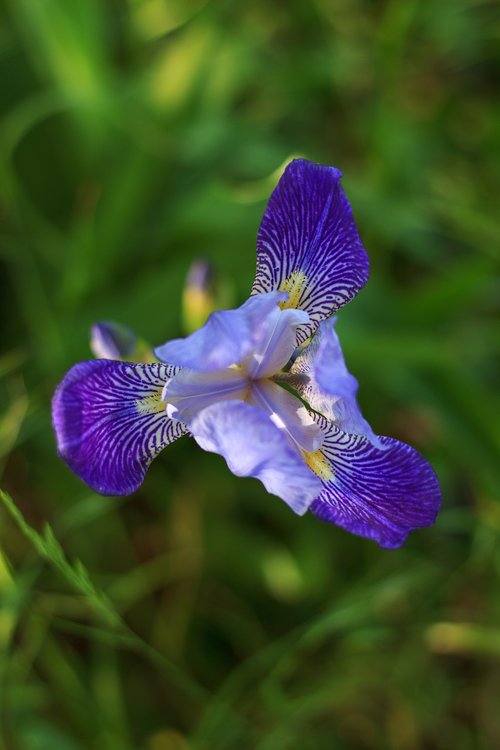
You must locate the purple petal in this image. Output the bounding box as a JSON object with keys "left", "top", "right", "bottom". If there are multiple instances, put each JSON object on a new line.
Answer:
{"left": 310, "top": 424, "right": 441, "bottom": 548}
{"left": 52, "top": 360, "right": 186, "bottom": 495}
{"left": 252, "top": 159, "right": 369, "bottom": 342}
{"left": 290, "top": 317, "right": 381, "bottom": 447}
{"left": 155, "top": 290, "right": 307, "bottom": 376}
{"left": 189, "top": 400, "right": 322, "bottom": 515}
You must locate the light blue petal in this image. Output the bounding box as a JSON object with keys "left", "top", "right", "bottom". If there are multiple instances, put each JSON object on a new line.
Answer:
{"left": 162, "top": 367, "right": 249, "bottom": 422}
{"left": 290, "top": 318, "right": 382, "bottom": 447}
{"left": 189, "top": 401, "right": 322, "bottom": 515}
{"left": 154, "top": 291, "right": 287, "bottom": 371}
{"left": 155, "top": 290, "right": 308, "bottom": 377}
{"left": 242, "top": 306, "right": 309, "bottom": 378}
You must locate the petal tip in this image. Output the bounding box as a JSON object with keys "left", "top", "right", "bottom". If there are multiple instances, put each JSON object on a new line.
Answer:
{"left": 286, "top": 158, "right": 344, "bottom": 183}
{"left": 310, "top": 427, "right": 442, "bottom": 548}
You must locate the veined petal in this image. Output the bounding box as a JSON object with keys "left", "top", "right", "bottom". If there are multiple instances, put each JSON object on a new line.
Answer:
{"left": 290, "top": 317, "right": 381, "bottom": 446}
{"left": 162, "top": 367, "right": 250, "bottom": 422}
{"left": 189, "top": 401, "right": 322, "bottom": 515}
{"left": 310, "top": 423, "right": 441, "bottom": 548}
{"left": 52, "top": 360, "right": 186, "bottom": 495}
{"left": 252, "top": 159, "right": 369, "bottom": 342}
{"left": 248, "top": 380, "right": 324, "bottom": 453}
{"left": 154, "top": 291, "right": 288, "bottom": 371}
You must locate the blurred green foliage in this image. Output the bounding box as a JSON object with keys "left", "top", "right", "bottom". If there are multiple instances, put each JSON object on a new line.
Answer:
{"left": 1, "top": 0, "right": 500, "bottom": 748}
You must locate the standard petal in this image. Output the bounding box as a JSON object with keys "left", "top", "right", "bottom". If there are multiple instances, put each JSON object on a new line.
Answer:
{"left": 290, "top": 318, "right": 381, "bottom": 447}
{"left": 310, "top": 424, "right": 441, "bottom": 548}
{"left": 189, "top": 401, "right": 322, "bottom": 515}
{"left": 242, "top": 305, "right": 309, "bottom": 379}
{"left": 154, "top": 291, "right": 287, "bottom": 371}
{"left": 252, "top": 159, "right": 369, "bottom": 342}
{"left": 52, "top": 360, "right": 186, "bottom": 495}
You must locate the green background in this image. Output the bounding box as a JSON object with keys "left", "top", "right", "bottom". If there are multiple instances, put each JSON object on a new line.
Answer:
{"left": 1, "top": 1, "right": 499, "bottom": 748}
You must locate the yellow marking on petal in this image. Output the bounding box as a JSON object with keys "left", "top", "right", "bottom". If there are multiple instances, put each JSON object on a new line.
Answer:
{"left": 303, "top": 449, "right": 334, "bottom": 481}
{"left": 279, "top": 271, "right": 308, "bottom": 309}
{"left": 136, "top": 388, "right": 165, "bottom": 415}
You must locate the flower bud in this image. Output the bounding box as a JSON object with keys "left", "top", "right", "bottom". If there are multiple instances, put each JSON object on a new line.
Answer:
{"left": 182, "top": 259, "right": 217, "bottom": 333}
{"left": 90, "top": 321, "right": 138, "bottom": 360}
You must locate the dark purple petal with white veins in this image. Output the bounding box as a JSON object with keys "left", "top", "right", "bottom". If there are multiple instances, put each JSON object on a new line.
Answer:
{"left": 252, "top": 159, "right": 370, "bottom": 342}
{"left": 52, "top": 360, "right": 186, "bottom": 495}
{"left": 290, "top": 317, "right": 382, "bottom": 447}
{"left": 189, "top": 400, "right": 322, "bottom": 515}
{"left": 309, "top": 423, "right": 441, "bottom": 548}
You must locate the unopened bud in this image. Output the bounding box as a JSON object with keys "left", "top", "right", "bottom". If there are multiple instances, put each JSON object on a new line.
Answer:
{"left": 182, "top": 259, "right": 217, "bottom": 333}
{"left": 90, "top": 321, "right": 138, "bottom": 360}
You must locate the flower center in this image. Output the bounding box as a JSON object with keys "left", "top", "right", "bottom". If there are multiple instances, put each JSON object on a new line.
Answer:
{"left": 162, "top": 302, "right": 325, "bottom": 454}
{"left": 164, "top": 367, "right": 323, "bottom": 456}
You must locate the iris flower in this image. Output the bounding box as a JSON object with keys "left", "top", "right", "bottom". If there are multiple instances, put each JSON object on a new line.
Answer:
{"left": 52, "top": 159, "right": 440, "bottom": 548}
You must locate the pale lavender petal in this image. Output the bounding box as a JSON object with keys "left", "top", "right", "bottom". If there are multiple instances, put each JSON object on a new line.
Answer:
{"left": 52, "top": 360, "right": 186, "bottom": 495}
{"left": 189, "top": 401, "right": 322, "bottom": 515}
{"left": 310, "top": 423, "right": 441, "bottom": 548}
{"left": 290, "top": 317, "right": 381, "bottom": 447}
{"left": 252, "top": 159, "right": 369, "bottom": 342}
{"left": 248, "top": 380, "right": 324, "bottom": 453}
{"left": 242, "top": 306, "right": 309, "bottom": 379}
{"left": 162, "top": 367, "right": 249, "bottom": 422}
{"left": 154, "top": 291, "right": 287, "bottom": 371}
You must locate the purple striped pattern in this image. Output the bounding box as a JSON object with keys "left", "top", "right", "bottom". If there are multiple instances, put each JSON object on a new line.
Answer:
{"left": 310, "top": 423, "right": 441, "bottom": 548}
{"left": 290, "top": 318, "right": 382, "bottom": 447}
{"left": 52, "top": 360, "right": 186, "bottom": 495}
{"left": 252, "top": 159, "right": 369, "bottom": 341}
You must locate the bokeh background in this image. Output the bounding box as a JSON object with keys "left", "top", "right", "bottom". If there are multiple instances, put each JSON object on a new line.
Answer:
{"left": 1, "top": 1, "right": 500, "bottom": 748}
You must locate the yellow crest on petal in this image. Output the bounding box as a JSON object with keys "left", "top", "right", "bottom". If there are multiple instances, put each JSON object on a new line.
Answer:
{"left": 303, "top": 449, "right": 334, "bottom": 481}
{"left": 279, "top": 271, "right": 308, "bottom": 310}
{"left": 136, "top": 388, "right": 165, "bottom": 414}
